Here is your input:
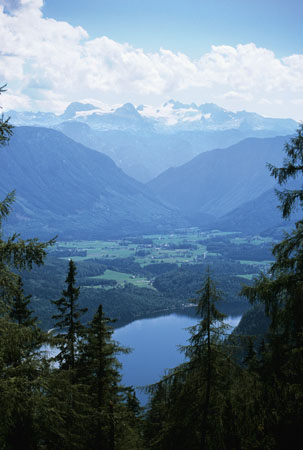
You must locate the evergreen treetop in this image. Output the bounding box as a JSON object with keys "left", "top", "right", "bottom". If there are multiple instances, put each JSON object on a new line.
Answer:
{"left": 267, "top": 123, "right": 303, "bottom": 218}
{"left": 52, "top": 259, "right": 88, "bottom": 371}
{"left": 9, "top": 275, "right": 37, "bottom": 327}
{"left": 0, "top": 85, "right": 13, "bottom": 148}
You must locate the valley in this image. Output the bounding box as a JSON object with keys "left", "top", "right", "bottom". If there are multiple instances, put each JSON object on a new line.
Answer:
{"left": 22, "top": 228, "right": 275, "bottom": 330}
{"left": 8, "top": 100, "right": 297, "bottom": 182}
{"left": 54, "top": 229, "right": 274, "bottom": 274}
{"left": 1, "top": 98, "right": 302, "bottom": 448}
{"left": 1, "top": 124, "right": 301, "bottom": 243}
{"left": 1, "top": 105, "right": 298, "bottom": 345}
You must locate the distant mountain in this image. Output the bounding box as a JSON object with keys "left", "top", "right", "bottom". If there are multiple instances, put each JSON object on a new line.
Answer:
{"left": 8, "top": 99, "right": 297, "bottom": 134}
{"left": 7, "top": 101, "right": 151, "bottom": 133}
{"left": 141, "top": 100, "right": 297, "bottom": 134}
{"left": 54, "top": 122, "right": 198, "bottom": 182}
{"left": 1, "top": 127, "right": 299, "bottom": 241}
{"left": 60, "top": 102, "right": 97, "bottom": 120}
{"left": 0, "top": 127, "right": 186, "bottom": 240}
{"left": 7, "top": 101, "right": 297, "bottom": 182}
{"left": 114, "top": 102, "right": 142, "bottom": 119}
{"left": 56, "top": 122, "right": 298, "bottom": 182}
{"left": 148, "top": 135, "right": 290, "bottom": 220}
{"left": 207, "top": 187, "right": 301, "bottom": 237}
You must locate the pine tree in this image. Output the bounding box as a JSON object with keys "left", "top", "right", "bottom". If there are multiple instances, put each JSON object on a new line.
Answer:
{"left": 185, "top": 269, "right": 230, "bottom": 450}
{"left": 0, "top": 85, "right": 13, "bottom": 147}
{"left": 9, "top": 276, "right": 37, "bottom": 327}
{"left": 267, "top": 123, "right": 303, "bottom": 218}
{"left": 34, "top": 304, "right": 90, "bottom": 450}
{"left": 78, "top": 304, "right": 136, "bottom": 450}
{"left": 0, "top": 85, "right": 54, "bottom": 450}
{"left": 0, "top": 318, "right": 47, "bottom": 450}
{"left": 0, "top": 87, "right": 54, "bottom": 307}
{"left": 52, "top": 259, "right": 87, "bottom": 371}
{"left": 42, "top": 260, "right": 88, "bottom": 450}
{"left": 145, "top": 270, "right": 234, "bottom": 450}
{"left": 241, "top": 126, "right": 303, "bottom": 447}
{"left": 242, "top": 125, "right": 303, "bottom": 346}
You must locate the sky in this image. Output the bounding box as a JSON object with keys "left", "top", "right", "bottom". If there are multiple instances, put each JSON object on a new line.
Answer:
{"left": 0, "top": 0, "right": 302, "bottom": 119}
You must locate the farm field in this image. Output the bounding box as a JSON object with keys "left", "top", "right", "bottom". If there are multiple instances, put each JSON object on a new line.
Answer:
{"left": 88, "top": 269, "right": 154, "bottom": 289}
{"left": 52, "top": 228, "right": 276, "bottom": 286}
{"left": 55, "top": 229, "right": 207, "bottom": 263}
{"left": 23, "top": 227, "right": 277, "bottom": 329}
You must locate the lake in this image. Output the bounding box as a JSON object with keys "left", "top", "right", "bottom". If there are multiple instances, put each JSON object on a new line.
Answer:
{"left": 114, "top": 304, "right": 247, "bottom": 405}
{"left": 44, "top": 304, "right": 248, "bottom": 405}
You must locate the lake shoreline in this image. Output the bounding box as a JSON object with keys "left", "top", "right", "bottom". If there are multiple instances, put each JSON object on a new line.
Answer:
{"left": 114, "top": 306, "right": 247, "bottom": 405}
{"left": 113, "top": 300, "right": 250, "bottom": 330}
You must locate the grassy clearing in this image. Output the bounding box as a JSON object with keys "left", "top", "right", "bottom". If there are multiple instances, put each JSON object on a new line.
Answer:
{"left": 236, "top": 274, "right": 258, "bottom": 280}
{"left": 231, "top": 236, "right": 275, "bottom": 246}
{"left": 58, "top": 240, "right": 134, "bottom": 261}
{"left": 53, "top": 229, "right": 274, "bottom": 269}
{"left": 207, "top": 230, "right": 240, "bottom": 237}
{"left": 238, "top": 260, "right": 273, "bottom": 271}
{"left": 90, "top": 269, "right": 153, "bottom": 289}
{"left": 55, "top": 230, "right": 209, "bottom": 265}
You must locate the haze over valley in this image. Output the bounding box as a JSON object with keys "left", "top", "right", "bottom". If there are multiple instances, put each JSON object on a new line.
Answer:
{"left": 0, "top": 103, "right": 299, "bottom": 240}
{"left": 8, "top": 99, "right": 298, "bottom": 182}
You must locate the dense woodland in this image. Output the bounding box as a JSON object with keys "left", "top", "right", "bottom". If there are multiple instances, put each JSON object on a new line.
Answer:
{"left": 20, "top": 252, "right": 253, "bottom": 330}
{"left": 1, "top": 85, "right": 303, "bottom": 449}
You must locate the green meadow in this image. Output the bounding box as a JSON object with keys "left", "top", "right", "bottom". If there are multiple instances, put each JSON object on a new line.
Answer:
{"left": 53, "top": 229, "right": 275, "bottom": 285}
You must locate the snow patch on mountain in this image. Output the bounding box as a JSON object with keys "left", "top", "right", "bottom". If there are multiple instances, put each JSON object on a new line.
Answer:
{"left": 6, "top": 99, "right": 298, "bottom": 134}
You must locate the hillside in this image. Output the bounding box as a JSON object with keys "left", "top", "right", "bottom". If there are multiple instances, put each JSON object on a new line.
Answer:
{"left": 148, "top": 135, "right": 290, "bottom": 219}
{"left": 0, "top": 127, "right": 185, "bottom": 239}
{"left": 208, "top": 186, "right": 302, "bottom": 237}
{"left": 8, "top": 101, "right": 298, "bottom": 182}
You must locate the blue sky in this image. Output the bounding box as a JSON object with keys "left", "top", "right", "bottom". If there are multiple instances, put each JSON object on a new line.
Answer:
{"left": 42, "top": 0, "right": 303, "bottom": 58}
{"left": 0, "top": 0, "right": 302, "bottom": 119}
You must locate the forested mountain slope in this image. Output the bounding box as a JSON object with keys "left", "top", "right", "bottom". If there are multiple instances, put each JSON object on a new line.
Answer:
{"left": 8, "top": 100, "right": 297, "bottom": 182}
{"left": 0, "top": 126, "right": 184, "bottom": 239}
{"left": 209, "top": 186, "right": 301, "bottom": 237}
{"left": 148, "top": 135, "right": 290, "bottom": 219}
{"left": 56, "top": 121, "right": 293, "bottom": 182}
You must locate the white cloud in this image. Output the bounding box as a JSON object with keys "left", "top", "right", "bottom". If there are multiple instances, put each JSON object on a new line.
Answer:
{"left": 0, "top": 86, "right": 31, "bottom": 109}
{"left": 222, "top": 91, "right": 254, "bottom": 102}
{"left": 0, "top": 1, "right": 302, "bottom": 120}
{"left": 258, "top": 98, "right": 272, "bottom": 105}
{"left": 139, "top": 102, "right": 203, "bottom": 126}
{"left": 0, "top": 0, "right": 42, "bottom": 13}
{"left": 0, "top": 0, "right": 21, "bottom": 12}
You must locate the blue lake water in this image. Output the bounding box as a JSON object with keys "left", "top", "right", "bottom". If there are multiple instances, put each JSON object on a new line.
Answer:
{"left": 114, "top": 306, "right": 245, "bottom": 404}
{"left": 44, "top": 304, "right": 248, "bottom": 405}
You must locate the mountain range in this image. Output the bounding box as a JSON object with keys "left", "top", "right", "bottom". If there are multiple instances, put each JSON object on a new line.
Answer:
{"left": 148, "top": 135, "right": 289, "bottom": 217}
{"left": 0, "top": 127, "right": 185, "bottom": 240}
{"left": 209, "top": 187, "right": 301, "bottom": 237}
{"left": 7, "top": 100, "right": 298, "bottom": 182}
{"left": 8, "top": 100, "right": 297, "bottom": 134}
{"left": 0, "top": 125, "right": 300, "bottom": 240}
